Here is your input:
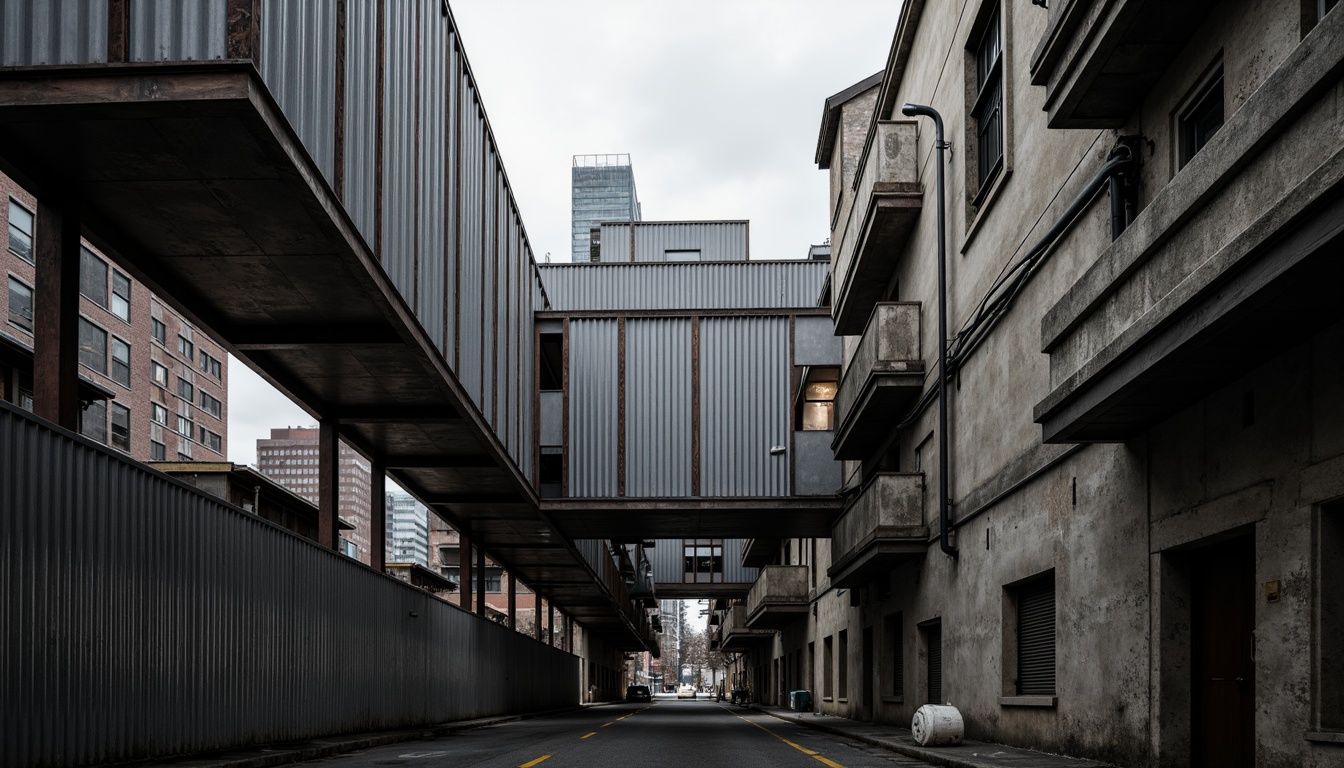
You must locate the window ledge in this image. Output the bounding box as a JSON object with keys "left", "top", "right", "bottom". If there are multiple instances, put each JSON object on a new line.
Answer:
{"left": 960, "top": 167, "right": 1013, "bottom": 255}
{"left": 822, "top": 696, "right": 833, "bottom": 702}
{"left": 881, "top": 695, "right": 905, "bottom": 704}
{"left": 1000, "top": 695, "right": 1057, "bottom": 708}
{"left": 1305, "top": 731, "right": 1344, "bottom": 744}
{"left": 837, "top": 698, "right": 848, "bottom": 703}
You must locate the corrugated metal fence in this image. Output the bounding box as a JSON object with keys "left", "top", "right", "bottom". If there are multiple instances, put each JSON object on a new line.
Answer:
{"left": 0, "top": 405, "right": 578, "bottom": 768}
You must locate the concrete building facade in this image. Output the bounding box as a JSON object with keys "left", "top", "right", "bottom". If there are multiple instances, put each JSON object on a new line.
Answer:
{"left": 712, "top": 2, "right": 1344, "bottom": 767}
{"left": 387, "top": 492, "right": 430, "bottom": 567}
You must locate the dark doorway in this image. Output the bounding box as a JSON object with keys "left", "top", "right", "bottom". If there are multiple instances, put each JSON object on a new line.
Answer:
{"left": 1191, "top": 535, "right": 1255, "bottom": 767}
{"left": 861, "top": 626, "right": 875, "bottom": 720}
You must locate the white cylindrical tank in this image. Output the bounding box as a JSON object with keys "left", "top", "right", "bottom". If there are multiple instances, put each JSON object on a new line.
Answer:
{"left": 911, "top": 704, "right": 964, "bottom": 746}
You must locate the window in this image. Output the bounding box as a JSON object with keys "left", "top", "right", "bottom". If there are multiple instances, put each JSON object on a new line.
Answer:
{"left": 177, "top": 335, "right": 194, "bottom": 360}
{"left": 150, "top": 440, "right": 166, "bottom": 461}
{"left": 884, "top": 613, "right": 904, "bottom": 699}
{"left": 199, "top": 350, "right": 221, "bottom": 379}
{"left": 151, "top": 317, "right": 166, "bottom": 345}
{"left": 110, "top": 403, "right": 130, "bottom": 451}
{"left": 823, "top": 635, "right": 834, "bottom": 699}
{"left": 200, "top": 391, "right": 222, "bottom": 419}
{"left": 539, "top": 332, "right": 563, "bottom": 390}
{"left": 110, "top": 337, "right": 130, "bottom": 388}
{"left": 682, "top": 539, "right": 724, "bottom": 583}
{"left": 485, "top": 568, "right": 503, "bottom": 593}
{"left": 8, "top": 277, "right": 33, "bottom": 332}
{"left": 152, "top": 402, "right": 168, "bottom": 425}
{"left": 796, "top": 366, "right": 839, "bottom": 431}
{"left": 78, "top": 318, "right": 107, "bottom": 374}
{"left": 971, "top": 5, "right": 1004, "bottom": 195}
{"left": 923, "top": 621, "right": 943, "bottom": 704}
{"left": 440, "top": 546, "right": 460, "bottom": 566}
{"left": 838, "top": 629, "right": 849, "bottom": 700}
{"left": 80, "top": 248, "right": 108, "bottom": 308}
{"left": 79, "top": 399, "right": 107, "bottom": 444}
{"left": 539, "top": 447, "right": 562, "bottom": 498}
{"left": 110, "top": 271, "right": 131, "bottom": 322}
{"left": 151, "top": 360, "right": 168, "bottom": 387}
{"left": 665, "top": 249, "right": 701, "bottom": 261}
{"left": 199, "top": 427, "right": 222, "bottom": 453}
{"left": 8, "top": 199, "right": 33, "bottom": 263}
{"left": 1012, "top": 573, "right": 1056, "bottom": 696}
{"left": 1322, "top": 0, "right": 1339, "bottom": 21}
{"left": 177, "top": 377, "right": 193, "bottom": 402}
{"left": 1178, "top": 64, "right": 1224, "bottom": 169}
{"left": 176, "top": 415, "right": 193, "bottom": 438}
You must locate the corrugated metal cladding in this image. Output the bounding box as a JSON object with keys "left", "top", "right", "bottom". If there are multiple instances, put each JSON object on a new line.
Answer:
{"left": 381, "top": 3, "right": 417, "bottom": 313}
{"left": 568, "top": 319, "right": 619, "bottom": 497}
{"left": 343, "top": 0, "right": 379, "bottom": 246}
{"left": 260, "top": 0, "right": 337, "bottom": 183}
{"left": 130, "top": 0, "right": 227, "bottom": 62}
{"left": 536, "top": 261, "right": 830, "bottom": 312}
{"left": 0, "top": 0, "right": 106, "bottom": 66}
{"left": 416, "top": 6, "right": 447, "bottom": 355}
{"left": 0, "top": 407, "right": 577, "bottom": 768}
{"left": 612, "top": 221, "right": 749, "bottom": 262}
{"left": 575, "top": 539, "right": 613, "bottom": 576}
{"left": 700, "top": 317, "right": 790, "bottom": 495}
{"left": 626, "top": 318, "right": 692, "bottom": 496}
{"left": 647, "top": 539, "right": 757, "bottom": 584}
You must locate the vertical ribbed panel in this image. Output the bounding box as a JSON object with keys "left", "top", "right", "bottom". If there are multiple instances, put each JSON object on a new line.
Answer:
{"left": 1, "top": 0, "right": 106, "bottom": 66}
{"left": 344, "top": 0, "right": 379, "bottom": 247}
{"left": 260, "top": 0, "right": 337, "bottom": 182}
{"left": 381, "top": 1, "right": 417, "bottom": 303}
{"left": 535, "top": 261, "right": 830, "bottom": 312}
{"left": 647, "top": 539, "right": 758, "bottom": 584}
{"left": 700, "top": 317, "right": 790, "bottom": 496}
{"left": 627, "top": 221, "right": 749, "bottom": 261}
{"left": 1017, "top": 576, "right": 1056, "bottom": 695}
{"left": 625, "top": 318, "right": 691, "bottom": 497}
{"left": 720, "top": 538, "right": 759, "bottom": 583}
{"left": 130, "top": 0, "right": 226, "bottom": 62}
{"left": 442, "top": 32, "right": 459, "bottom": 365}
{"left": 481, "top": 148, "right": 498, "bottom": 421}
{"left": 569, "top": 319, "right": 619, "bottom": 497}
{"left": 458, "top": 77, "right": 483, "bottom": 406}
{"left": 0, "top": 406, "right": 577, "bottom": 768}
{"left": 416, "top": 7, "right": 446, "bottom": 353}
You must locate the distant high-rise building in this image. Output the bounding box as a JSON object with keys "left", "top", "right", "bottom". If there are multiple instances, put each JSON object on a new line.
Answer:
{"left": 571, "top": 154, "right": 640, "bottom": 262}
{"left": 386, "top": 492, "right": 429, "bottom": 567}
{"left": 255, "top": 427, "right": 372, "bottom": 563}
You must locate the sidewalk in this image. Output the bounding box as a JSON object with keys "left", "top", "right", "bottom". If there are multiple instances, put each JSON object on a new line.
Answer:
{"left": 750, "top": 705, "right": 1117, "bottom": 768}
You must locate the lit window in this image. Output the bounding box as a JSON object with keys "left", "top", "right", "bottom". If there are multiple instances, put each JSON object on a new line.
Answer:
{"left": 110, "top": 337, "right": 130, "bottom": 388}
{"left": 682, "top": 539, "right": 724, "bottom": 584}
{"left": 7, "top": 277, "right": 33, "bottom": 332}
{"left": 8, "top": 199, "right": 34, "bottom": 263}
{"left": 110, "top": 403, "right": 130, "bottom": 452}
{"left": 151, "top": 360, "right": 168, "bottom": 387}
{"left": 78, "top": 318, "right": 107, "bottom": 375}
{"left": 797, "top": 367, "right": 839, "bottom": 431}
{"left": 80, "top": 248, "right": 108, "bottom": 308}
{"left": 151, "top": 317, "right": 166, "bottom": 345}
{"left": 111, "top": 271, "right": 131, "bottom": 322}
{"left": 1178, "top": 64, "right": 1224, "bottom": 169}
{"left": 970, "top": 5, "right": 1004, "bottom": 195}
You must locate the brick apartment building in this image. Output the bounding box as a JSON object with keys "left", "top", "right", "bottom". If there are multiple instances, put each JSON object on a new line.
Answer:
{"left": 429, "top": 512, "right": 537, "bottom": 623}
{"left": 2, "top": 171, "right": 228, "bottom": 461}
{"left": 256, "top": 427, "right": 372, "bottom": 563}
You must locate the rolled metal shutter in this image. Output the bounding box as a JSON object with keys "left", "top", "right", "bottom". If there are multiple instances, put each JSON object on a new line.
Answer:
{"left": 926, "top": 623, "right": 942, "bottom": 704}
{"left": 1017, "top": 576, "right": 1056, "bottom": 695}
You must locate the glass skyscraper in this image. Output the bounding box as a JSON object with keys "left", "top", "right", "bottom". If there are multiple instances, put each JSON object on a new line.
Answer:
{"left": 571, "top": 154, "right": 641, "bottom": 262}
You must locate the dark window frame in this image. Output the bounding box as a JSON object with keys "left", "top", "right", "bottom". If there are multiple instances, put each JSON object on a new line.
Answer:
{"left": 80, "top": 398, "right": 107, "bottom": 444}
{"left": 1177, "top": 62, "right": 1225, "bottom": 170}
{"left": 8, "top": 198, "right": 34, "bottom": 263}
{"left": 111, "top": 270, "right": 131, "bottom": 323}
{"left": 8, "top": 275, "right": 33, "bottom": 333}
{"left": 110, "top": 402, "right": 131, "bottom": 452}
{"left": 177, "top": 377, "right": 194, "bottom": 402}
{"left": 80, "top": 247, "right": 108, "bottom": 308}
{"left": 1011, "top": 572, "right": 1057, "bottom": 697}
{"left": 200, "top": 390, "right": 223, "bottom": 419}
{"left": 151, "top": 317, "right": 167, "bottom": 345}
{"left": 682, "top": 538, "right": 725, "bottom": 584}
{"left": 110, "top": 336, "right": 131, "bottom": 388}
{"left": 177, "top": 334, "right": 194, "bottom": 360}
{"left": 150, "top": 440, "right": 166, "bottom": 461}
{"left": 970, "top": 4, "right": 1004, "bottom": 200}
{"left": 78, "top": 317, "right": 107, "bottom": 375}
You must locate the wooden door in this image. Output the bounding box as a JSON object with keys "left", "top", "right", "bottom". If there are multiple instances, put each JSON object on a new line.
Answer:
{"left": 1192, "top": 536, "right": 1255, "bottom": 767}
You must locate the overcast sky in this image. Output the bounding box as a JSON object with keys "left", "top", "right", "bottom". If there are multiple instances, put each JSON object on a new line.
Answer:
{"left": 227, "top": 0, "right": 899, "bottom": 467}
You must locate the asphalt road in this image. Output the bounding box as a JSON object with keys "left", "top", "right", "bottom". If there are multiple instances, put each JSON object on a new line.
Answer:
{"left": 294, "top": 697, "right": 931, "bottom": 768}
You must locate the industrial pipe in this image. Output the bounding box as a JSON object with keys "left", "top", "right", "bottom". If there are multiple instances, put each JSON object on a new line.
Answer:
{"left": 900, "top": 103, "right": 957, "bottom": 559}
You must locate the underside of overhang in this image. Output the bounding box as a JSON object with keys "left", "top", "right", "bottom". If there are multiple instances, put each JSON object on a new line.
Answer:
{"left": 0, "top": 63, "right": 648, "bottom": 652}
{"left": 541, "top": 496, "right": 843, "bottom": 539}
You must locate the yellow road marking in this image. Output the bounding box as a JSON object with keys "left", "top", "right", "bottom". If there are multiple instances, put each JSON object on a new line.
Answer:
{"left": 518, "top": 757, "right": 551, "bottom": 768}
{"left": 580, "top": 731, "right": 597, "bottom": 739}
{"left": 601, "top": 722, "right": 614, "bottom": 727}
{"left": 728, "top": 709, "right": 845, "bottom": 768}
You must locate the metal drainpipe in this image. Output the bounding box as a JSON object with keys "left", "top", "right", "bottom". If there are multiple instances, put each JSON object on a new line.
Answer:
{"left": 900, "top": 103, "right": 958, "bottom": 559}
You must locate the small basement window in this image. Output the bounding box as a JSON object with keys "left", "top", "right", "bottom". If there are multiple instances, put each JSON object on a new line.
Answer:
{"left": 796, "top": 366, "right": 839, "bottom": 431}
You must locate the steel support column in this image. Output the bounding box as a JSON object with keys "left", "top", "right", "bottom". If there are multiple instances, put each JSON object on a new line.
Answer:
{"left": 32, "top": 196, "right": 81, "bottom": 430}
{"left": 507, "top": 574, "right": 517, "bottom": 630}
{"left": 534, "top": 597, "right": 543, "bottom": 641}
{"left": 475, "top": 544, "right": 487, "bottom": 617}
{"left": 369, "top": 463, "right": 385, "bottom": 571}
{"left": 458, "top": 529, "right": 472, "bottom": 611}
{"left": 317, "top": 420, "right": 339, "bottom": 550}
{"left": 548, "top": 603, "right": 555, "bottom": 646}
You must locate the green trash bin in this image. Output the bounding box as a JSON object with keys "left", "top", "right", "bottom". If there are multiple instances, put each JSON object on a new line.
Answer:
{"left": 789, "top": 690, "right": 812, "bottom": 712}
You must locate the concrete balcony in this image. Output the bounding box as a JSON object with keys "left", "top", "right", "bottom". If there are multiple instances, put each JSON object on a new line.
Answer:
{"left": 1030, "top": 0, "right": 1220, "bottom": 128}
{"left": 831, "top": 121, "right": 923, "bottom": 335}
{"left": 828, "top": 472, "right": 927, "bottom": 590}
{"left": 745, "top": 565, "right": 809, "bottom": 629}
{"left": 832, "top": 303, "right": 924, "bottom": 460}
{"left": 720, "top": 604, "right": 775, "bottom": 651}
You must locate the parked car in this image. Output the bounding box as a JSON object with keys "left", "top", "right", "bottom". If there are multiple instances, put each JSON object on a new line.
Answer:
{"left": 677, "top": 684, "right": 697, "bottom": 699}
{"left": 625, "top": 684, "right": 652, "bottom": 702}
